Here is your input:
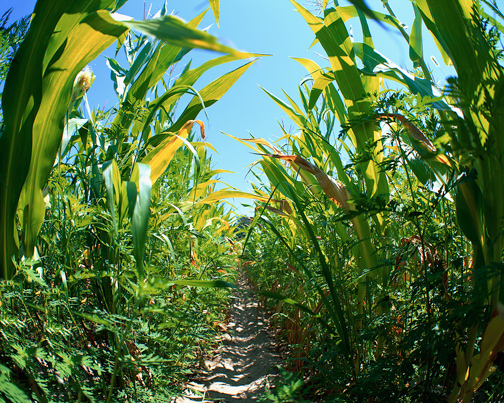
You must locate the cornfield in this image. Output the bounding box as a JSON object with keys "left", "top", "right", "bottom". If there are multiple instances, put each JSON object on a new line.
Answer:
{"left": 0, "top": 0, "right": 503, "bottom": 402}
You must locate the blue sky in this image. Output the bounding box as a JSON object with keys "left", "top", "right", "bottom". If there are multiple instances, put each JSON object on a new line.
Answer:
{"left": 3, "top": 0, "right": 452, "bottom": 215}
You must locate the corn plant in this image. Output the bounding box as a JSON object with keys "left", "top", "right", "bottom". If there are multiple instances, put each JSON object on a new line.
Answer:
{"left": 238, "top": 0, "right": 504, "bottom": 401}
{"left": 345, "top": 1, "right": 504, "bottom": 400}
{"left": 0, "top": 0, "right": 253, "bottom": 281}
{"left": 0, "top": 0, "right": 265, "bottom": 400}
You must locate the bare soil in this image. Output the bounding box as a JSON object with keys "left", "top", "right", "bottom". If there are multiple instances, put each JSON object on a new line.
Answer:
{"left": 175, "top": 273, "right": 281, "bottom": 403}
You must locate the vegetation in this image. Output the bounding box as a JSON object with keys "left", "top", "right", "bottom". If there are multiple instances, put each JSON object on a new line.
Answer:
{"left": 1, "top": 0, "right": 504, "bottom": 402}
{"left": 238, "top": 0, "right": 504, "bottom": 401}
{"left": 0, "top": 0, "right": 257, "bottom": 400}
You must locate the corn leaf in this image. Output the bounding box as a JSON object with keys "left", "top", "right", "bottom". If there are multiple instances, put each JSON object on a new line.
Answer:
{"left": 409, "top": 3, "right": 423, "bottom": 66}
{"left": 208, "top": 0, "right": 220, "bottom": 26}
{"left": 140, "top": 120, "right": 203, "bottom": 184}
{"left": 168, "top": 60, "right": 257, "bottom": 132}
{"left": 131, "top": 163, "right": 152, "bottom": 281}
{"left": 197, "top": 190, "right": 271, "bottom": 205}
{"left": 122, "top": 15, "right": 252, "bottom": 58}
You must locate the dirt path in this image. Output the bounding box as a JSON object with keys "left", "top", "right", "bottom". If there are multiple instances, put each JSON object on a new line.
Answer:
{"left": 175, "top": 273, "right": 281, "bottom": 403}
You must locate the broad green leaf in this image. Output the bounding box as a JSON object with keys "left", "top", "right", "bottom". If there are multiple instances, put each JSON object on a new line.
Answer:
{"left": 103, "top": 160, "right": 121, "bottom": 237}
{"left": 131, "top": 163, "right": 152, "bottom": 281}
{"left": 60, "top": 118, "right": 88, "bottom": 158}
{"left": 150, "top": 55, "right": 245, "bottom": 118}
{"left": 261, "top": 86, "right": 308, "bottom": 129}
{"left": 189, "top": 179, "right": 224, "bottom": 200}
{"left": 293, "top": 57, "right": 348, "bottom": 123}
{"left": 414, "top": 0, "right": 452, "bottom": 66}
{"left": 140, "top": 85, "right": 199, "bottom": 142}
{"left": 335, "top": 5, "right": 401, "bottom": 28}
{"left": 259, "top": 159, "right": 306, "bottom": 200}
{"left": 0, "top": 0, "right": 124, "bottom": 279}
{"left": 265, "top": 154, "right": 351, "bottom": 208}
{"left": 191, "top": 142, "right": 219, "bottom": 153}
{"left": 455, "top": 177, "right": 484, "bottom": 246}
{"left": 19, "top": 8, "right": 128, "bottom": 259}
{"left": 292, "top": 1, "right": 363, "bottom": 103}
{"left": 353, "top": 42, "right": 452, "bottom": 112}
{"left": 291, "top": 1, "right": 387, "bottom": 197}
{"left": 258, "top": 290, "right": 316, "bottom": 315}
{"left": 1, "top": 2, "right": 255, "bottom": 279}
{"left": 406, "top": 157, "right": 435, "bottom": 186}
{"left": 425, "top": 0, "right": 494, "bottom": 98}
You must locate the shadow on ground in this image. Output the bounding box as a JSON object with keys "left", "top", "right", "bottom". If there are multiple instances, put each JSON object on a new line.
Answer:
{"left": 175, "top": 274, "right": 281, "bottom": 403}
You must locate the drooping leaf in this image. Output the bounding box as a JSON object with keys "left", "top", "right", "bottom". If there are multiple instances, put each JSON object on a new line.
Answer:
{"left": 140, "top": 120, "right": 203, "bottom": 184}
{"left": 121, "top": 15, "right": 253, "bottom": 58}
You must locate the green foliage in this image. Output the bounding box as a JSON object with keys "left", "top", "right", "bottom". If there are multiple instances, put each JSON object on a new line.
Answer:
{"left": 238, "top": 0, "right": 504, "bottom": 402}
{"left": 260, "top": 366, "right": 311, "bottom": 403}
{"left": 0, "top": 9, "right": 29, "bottom": 125}
{"left": 0, "top": 0, "right": 253, "bottom": 400}
{"left": 0, "top": 9, "right": 29, "bottom": 84}
{"left": 3, "top": 0, "right": 504, "bottom": 401}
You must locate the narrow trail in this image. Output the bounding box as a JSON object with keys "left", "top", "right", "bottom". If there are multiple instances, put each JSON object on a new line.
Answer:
{"left": 175, "top": 273, "right": 281, "bottom": 403}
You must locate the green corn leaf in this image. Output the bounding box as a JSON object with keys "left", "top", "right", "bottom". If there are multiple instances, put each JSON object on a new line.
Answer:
{"left": 103, "top": 160, "right": 122, "bottom": 237}
{"left": 140, "top": 120, "right": 203, "bottom": 184}
{"left": 406, "top": 157, "right": 436, "bottom": 186}
{"left": 0, "top": 0, "right": 125, "bottom": 279}
{"left": 140, "top": 85, "right": 199, "bottom": 143}
{"left": 291, "top": 1, "right": 388, "bottom": 198}
{"left": 131, "top": 163, "right": 152, "bottom": 281}
{"left": 414, "top": 0, "right": 453, "bottom": 66}
{"left": 290, "top": 1, "right": 363, "bottom": 105}
{"left": 409, "top": 3, "right": 424, "bottom": 66}
{"left": 261, "top": 86, "right": 308, "bottom": 128}
{"left": 123, "top": 38, "right": 158, "bottom": 90}
{"left": 149, "top": 55, "right": 244, "bottom": 122}
{"left": 124, "top": 181, "right": 138, "bottom": 221}
{"left": 259, "top": 159, "right": 306, "bottom": 200}
{"left": 455, "top": 175, "right": 484, "bottom": 247}
{"left": 18, "top": 9, "right": 128, "bottom": 259}
{"left": 122, "top": 15, "right": 253, "bottom": 58}
{"left": 208, "top": 0, "right": 220, "bottom": 26}
{"left": 353, "top": 42, "right": 452, "bottom": 112}
{"left": 258, "top": 290, "right": 316, "bottom": 315}
{"left": 0, "top": 1, "right": 255, "bottom": 279}
{"left": 168, "top": 60, "right": 257, "bottom": 132}
{"left": 335, "top": 5, "right": 401, "bottom": 28}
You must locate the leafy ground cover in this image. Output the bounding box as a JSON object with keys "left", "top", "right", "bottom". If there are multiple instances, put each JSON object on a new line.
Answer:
{"left": 1, "top": 0, "right": 504, "bottom": 402}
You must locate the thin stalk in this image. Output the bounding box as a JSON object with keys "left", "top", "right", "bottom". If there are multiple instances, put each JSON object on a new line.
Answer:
{"left": 395, "top": 135, "right": 436, "bottom": 391}
{"left": 106, "top": 291, "right": 144, "bottom": 403}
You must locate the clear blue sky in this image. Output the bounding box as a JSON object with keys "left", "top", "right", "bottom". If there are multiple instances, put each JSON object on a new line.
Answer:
{"left": 2, "top": 0, "right": 451, "bottom": 215}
